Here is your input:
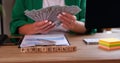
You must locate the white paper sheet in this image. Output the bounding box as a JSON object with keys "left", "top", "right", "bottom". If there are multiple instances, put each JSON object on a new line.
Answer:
{"left": 20, "top": 33, "right": 69, "bottom": 48}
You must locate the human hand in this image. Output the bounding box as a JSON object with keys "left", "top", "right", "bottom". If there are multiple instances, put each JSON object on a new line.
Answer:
{"left": 57, "top": 12, "right": 86, "bottom": 33}
{"left": 18, "top": 20, "right": 55, "bottom": 35}
{"left": 57, "top": 12, "right": 77, "bottom": 31}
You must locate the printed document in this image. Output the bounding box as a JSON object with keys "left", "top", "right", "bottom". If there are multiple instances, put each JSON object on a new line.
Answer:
{"left": 20, "top": 34, "right": 69, "bottom": 48}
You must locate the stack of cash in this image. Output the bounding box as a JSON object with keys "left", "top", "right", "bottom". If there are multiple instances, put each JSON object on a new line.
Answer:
{"left": 24, "top": 5, "right": 81, "bottom": 26}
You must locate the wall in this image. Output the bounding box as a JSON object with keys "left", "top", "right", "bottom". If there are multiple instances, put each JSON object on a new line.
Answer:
{"left": 2, "top": 0, "right": 15, "bottom": 35}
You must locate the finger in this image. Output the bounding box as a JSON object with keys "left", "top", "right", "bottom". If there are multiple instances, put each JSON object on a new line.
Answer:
{"left": 61, "top": 24, "right": 69, "bottom": 30}
{"left": 34, "top": 20, "right": 48, "bottom": 27}
{"left": 62, "top": 12, "right": 76, "bottom": 21}
{"left": 39, "top": 21, "right": 53, "bottom": 29}
{"left": 42, "top": 23, "right": 55, "bottom": 33}
{"left": 63, "top": 23, "right": 74, "bottom": 30}
{"left": 31, "top": 21, "right": 49, "bottom": 34}
{"left": 57, "top": 14, "right": 71, "bottom": 26}
{"left": 58, "top": 13, "right": 76, "bottom": 26}
{"left": 36, "top": 22, "right": 55, "bottom": 33}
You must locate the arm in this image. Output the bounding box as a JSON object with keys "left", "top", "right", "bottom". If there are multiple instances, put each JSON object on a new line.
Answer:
{"left": 10, "top": 0, "right": 55, "bottom": 35}
{"left": 10, "top": 0, "right": 28, "bottom": 35}
{"left": 57, "top": 0, "right": 87, "bottom": 34}
{"left": 78, "top": 0, "right": 86, "bottom": 22}
{"left": 58, "top": 12, "right": 86, "bottom": 34}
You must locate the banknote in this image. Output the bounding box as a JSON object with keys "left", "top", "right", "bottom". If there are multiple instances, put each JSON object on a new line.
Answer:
{"left": 24, "top": 5, "right": 81, "bottom": 26}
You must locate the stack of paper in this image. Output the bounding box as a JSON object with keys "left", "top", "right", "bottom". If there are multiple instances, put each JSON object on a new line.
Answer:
{"left": 20, "top": 34, "right": 70, "bottom": 48}
{"left": 98, "top": 38, "right": 120, "bottom": 50}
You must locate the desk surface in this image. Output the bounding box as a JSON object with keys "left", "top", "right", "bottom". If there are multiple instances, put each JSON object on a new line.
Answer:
{"left": 1, "top": 33, "right": 120, "bottom": 63}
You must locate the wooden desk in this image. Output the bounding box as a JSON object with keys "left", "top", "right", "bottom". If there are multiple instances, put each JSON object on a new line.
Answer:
{"left": 0, "top": 33, "right": 120, "bottom": 63}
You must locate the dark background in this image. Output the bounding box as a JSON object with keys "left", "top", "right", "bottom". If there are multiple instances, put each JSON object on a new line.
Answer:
{"left": 85, "top": 0, "right": 120, "bottom": 29}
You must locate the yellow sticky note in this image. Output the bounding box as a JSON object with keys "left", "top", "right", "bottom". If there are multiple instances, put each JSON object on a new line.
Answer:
{"left": 99, "top": 38, "right": 120, "bottom": 44}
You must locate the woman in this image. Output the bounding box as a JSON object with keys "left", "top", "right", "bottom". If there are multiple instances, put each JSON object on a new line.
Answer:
{"left": 10, "top": 0, "right": 90, "bottom": 35}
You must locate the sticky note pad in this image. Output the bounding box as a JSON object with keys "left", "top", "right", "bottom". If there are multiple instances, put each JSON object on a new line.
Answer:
{"left": 98, "top": 45, "right": 120, "bottom": 50}
{"left": 99, "top": 38, "right": 120, "bottom": 44}
{"left": 99, "top": 38, "right": 120, "bottom": 50}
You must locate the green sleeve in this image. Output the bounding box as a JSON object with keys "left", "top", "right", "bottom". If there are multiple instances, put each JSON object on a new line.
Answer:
{"left": 77, "top": 0, "right": 86, "bottom": 22}
{"left": 65, "top": 0, "right": 86, "bottom": 22}
{"left": 10, "top": 0, "right": 43, "bottom": 36}
{"left": 75, "top": 0, "right": 86, "bottom": 22}
{"left": 10, "top": 0, "right": 28, "bottom": 36}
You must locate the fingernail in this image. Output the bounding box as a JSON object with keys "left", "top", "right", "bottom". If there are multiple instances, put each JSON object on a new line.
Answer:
{"left": 49, "top": 21, "right": 52, "bottom": 24}
{"left": 62, "top": 12, "right": 66, "bottom": 15}
{"left": 73, "top": 16, "right": 77, "bottom": 19}
{"left": 61, "top": 24, "right": 63, "bottom": 26}
{"left": 57, "top": 14, "right": 61, "bottom": 18}
{"left": 45, "top": 20, "right": 48, "bottom": 23}
{"left": 52, "top": 23, "right": 55, "bottom": 25}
